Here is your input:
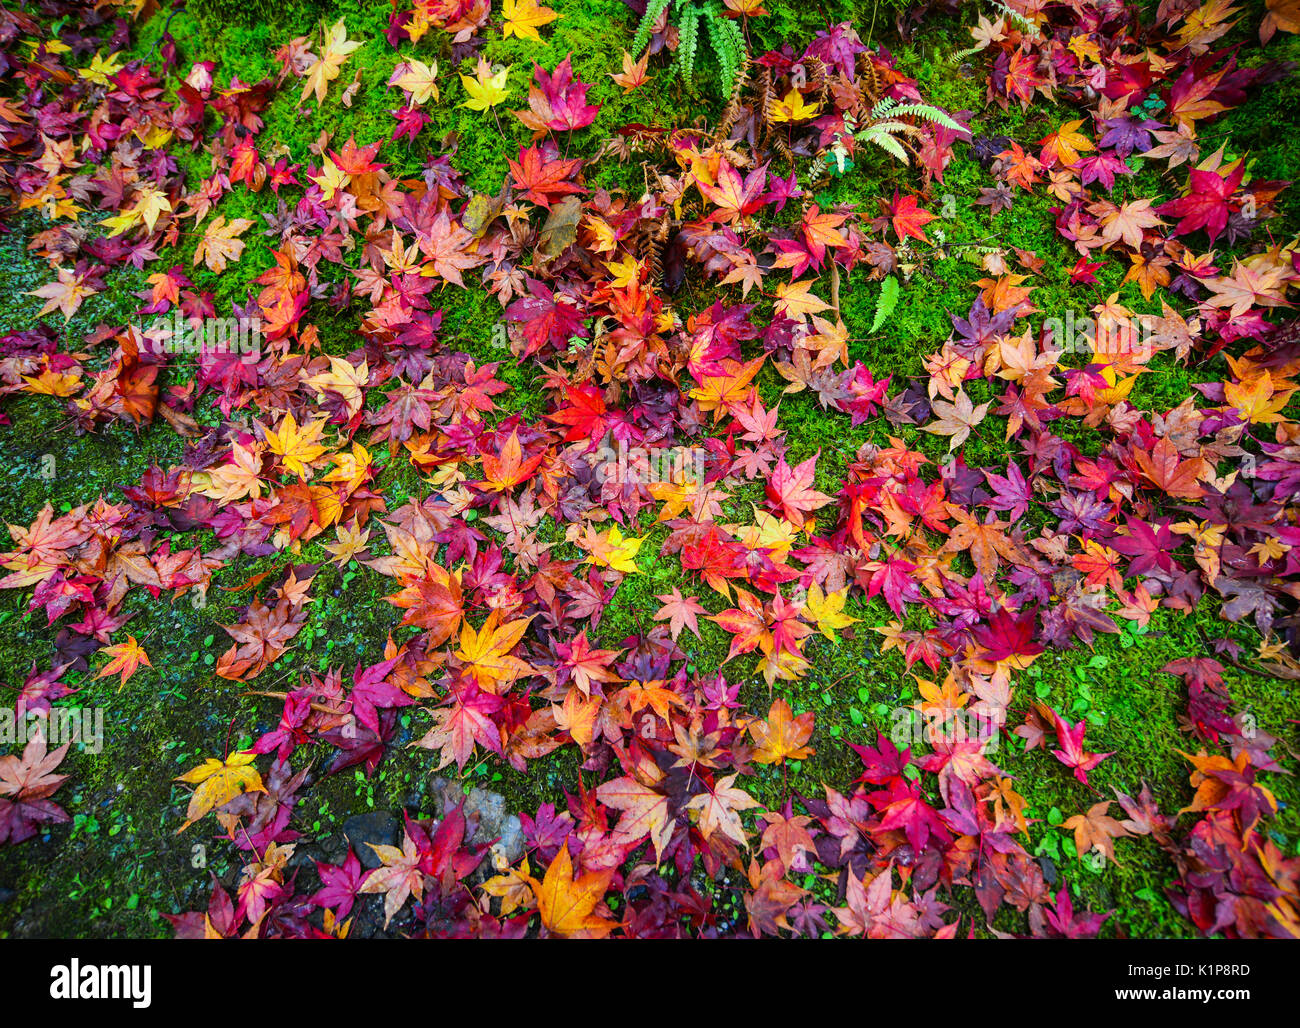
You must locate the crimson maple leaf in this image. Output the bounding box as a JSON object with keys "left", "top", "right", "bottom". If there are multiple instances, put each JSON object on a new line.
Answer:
{"left": 878, "top": 191, "right": 936, "bottom": 243}
{"left": 349, "top": 656, "right": 415, "bottom": 737}
{"left": 1156, "top": 162, "right": 1245, "bottom": 243}
{"left": 697, "top": 160, "right": 769, "bottom": 225}
{"left": 508, "top": 145, "right": 584, "bottom": 209}
{"left": 0, "top": 731, "right": 71, "bottom": 844}
{"left": 547, "top": 380, "right": 608, "bottom": 441}
{"left": 971, "top": 608, "right": 1044, "bottom": 667}
{"left": 765, "top": 453, "right": 833, "bottom": 529}
{"left": 1048, "top": 708, "right": 1114, "bottom": 786}
{"left": 513, "top": 54, "right": 599, "bottom": 132}
{"left": 868, "top": 777, "right": 951, "bottom": 854}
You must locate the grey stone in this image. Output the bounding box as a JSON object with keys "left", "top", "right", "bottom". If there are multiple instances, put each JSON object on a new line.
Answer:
{"left": 289, "top": 842, "right": 326, "bottom": 871}
{"left": 427, "top": 778, "right": 524, "bottom": 866}
{"left": 493, "top": 814, "right": 525, "bottom": 865}
{"left": 465, "top": 786, "right": 507, "bottom": 846}
{"left": 343, "top": 811, "right": 399, "bottom": 869}
{"left": 428, "top": 777, "right": 463, "bottom": 819}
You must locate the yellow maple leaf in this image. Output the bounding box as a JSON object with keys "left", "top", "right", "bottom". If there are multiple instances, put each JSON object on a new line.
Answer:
{"left": 804, "top": 583, "right": 859, "bottom": 642}
{"left": 321, "top": 440, "right": 374, "bottom": 494}
{"left": 455, "top": 610, "right": 535, "bottom": 691}
{"left": 460, "top": 59, "right": 510, "bottom": 111}
{"left": 391, "top": 58, "right": 440, "bottom": 106}
{"left": 22, "top": 366, "right": 82, "bottom": 396}
{"left": 774, "top": 279, "right": 831, "bottom": 320}
{"left": 527, "top": 845, "right": 615, "bottom": 937}
{"left": 102, "top": 186, "right": 172, "bottom": 236}
{"left": 308, "top": 155, "right": 351, "bottom": 203}
{"left": 1042, "top": 118, "right": 1094, "bottom": 168}
{"left": 1095, "top": 364, "right": 1138, "bottom": 406}
{"left": 749, "top": 698, "right": 815, "bottom": 765}
{"left": 264, "top": 411, "right": 328, "bottom": 478}
{"left": 301, "top": 19, "right": 361, "bottom": 105}
{"left": 480, "top": 856, "right": 534, "bottom": 916}
{"left": 603, "top": 254, "right": 642, "bottom": 288}
{"left": 303, "top": 356, "right": 369, "bottom": 417}
{"left": 175, "top": 751, "right": 265, "bottom": 832}
{"left": 1225, "top": 370, "right": 1295, "bottom": 424}
{"left": 768, "top": 89, "right": 820, "bottom": 122}
{"left": 583, "top": 525, "right": 644, "bottom": 574}
{"left": 1067, "top": 34, "right": 1102, "bottom": 64}
{"left": 79, "top": 50, "right": 123, "bottom": 86}
{"left": 502, "top": 0, "right": 559, "bottom": 41}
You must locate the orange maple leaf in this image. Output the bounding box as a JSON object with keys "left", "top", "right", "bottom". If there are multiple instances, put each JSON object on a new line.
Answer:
{"left": 95, "top": 635, "right": 152, "bottom": 690}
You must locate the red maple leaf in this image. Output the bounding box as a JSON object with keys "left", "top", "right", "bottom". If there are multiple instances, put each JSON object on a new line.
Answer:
{"left": 547, "top": 380, "right": 609, "bottom": 441}
{"left": 1156, "top": 162, "right": 1245, "bottom": 243}
{"left": 508, "top": 145, "right": 585, "bottom": 209}
{"left": 514, "top": 54, "right": 600, "bottom": 132}
{"left": 878, "top": 191, "right": 936, "bottom": 243}
{"left": 766, "top": 453, "right": 833, "bottom": 529}
{"left": 1048, "top": 707, "right": 1114, "bottom": 787}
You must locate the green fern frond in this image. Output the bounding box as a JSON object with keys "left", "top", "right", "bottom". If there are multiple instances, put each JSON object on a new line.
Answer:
{"left": 871, "top": 276, "right": 901, "bottom": 333}
{"left": 705, "top": 7, "right": 745, "bottom": 94}
{"left": 883, "top": 103, "right": 965, "bottom": 132}
{"left": 640, "top": 0, "right": 748, "bottom": 96}
{"left": 947, "top": 44, "right": 984, "bottom": 64}
{"left": 854, "top": 96, "right": 963, "bottom": 164}
{"left": 858, "top": 129, "right": 910, "bottom": 163}
{"left": 989, "top": 0, "right": 1038, "bottom": 36}
{"left": 673, "top": 5, "right": 701, "bottom": 87}
{"left": 632, "top": 0, "right": 673, "bottom": 59}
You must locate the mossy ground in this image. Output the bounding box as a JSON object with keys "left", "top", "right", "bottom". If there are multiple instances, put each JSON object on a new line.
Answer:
{"left": 1, "top": 1, "right": 1297, "bottom": 938}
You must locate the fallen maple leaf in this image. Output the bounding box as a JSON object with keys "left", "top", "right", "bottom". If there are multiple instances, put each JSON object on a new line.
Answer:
{"left": 389, "top": 58, "right": 440, "bottom": 106}
{"left": 766, "top": 453, "right": 833, "bottom": 529}
{"left": 513, "top": 54, "right": 599, "bottom": 133}
{"left": 596, "top": 775, "right": 673, "bottom": 863}
{"left": 654, "top": 587, "right": 707, "bottom": 641}
{"left": 193, "top": 216, "right": 253, "bottom": 274}
{"left": 686, "top": 774, "right": 760, "bottom": 846}
{"left": 609, "top": 50, "right": 650, "bottom": 92}
{"left": 1049, "top": 709, "right": 1114, "bottom": 786}
{"left": 27, "top": 268, "right": 99, "bottom": 320}
{"left": 0, "top": 731, "right": 70, "bottom": 844}
{"left": 1063, "top": 800, "right": 1132, "bottom": 863}
{"left": 881, "top": 192, "right": 936, "bottom": 243}
{"left": 300, "top": 19, "right": 361, "bottom": 105}
{"left": 264, "top": 412, "right": 329, "bottom": 479}
{"left": 455, "top": 610, "right": 535, "bottom": 692}
{"left": 749, "top": 698, "right": 815, "bottom": 765}
{"left": 502, "top": 0, "right": 558, "bottom": 41}
{"left": 527, "top": 844, "right": 616, "bottom": 937}
{"left": 461, "top": 58, "right": 510, "bottom": 111}
{"left": 359, "top": 831, "right": 424, "bottom": 927}
{"left": 94, "top": 635, "right": 152, "bottom": 690}
{"left": 176, "top": 751, "right": 265, "bottom": 832}
{"left": 922, "top": 390, "right": 991, "bottom": 451}
{"left": 804, "top": 583, "right": 859, "bottom": 641}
